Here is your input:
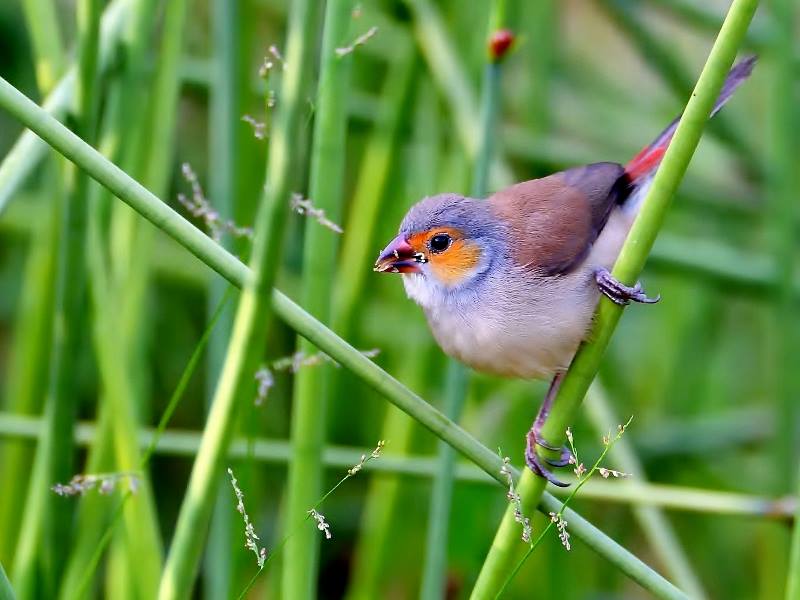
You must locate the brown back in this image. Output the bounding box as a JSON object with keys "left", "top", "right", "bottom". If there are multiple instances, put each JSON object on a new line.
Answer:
{"left": 488, "top": 162, "right": 625, "bottom": 275}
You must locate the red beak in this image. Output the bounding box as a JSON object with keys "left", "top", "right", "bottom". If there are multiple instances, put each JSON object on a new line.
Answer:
{"left": 374, "top": 234, "right": 423, "bottom": 274}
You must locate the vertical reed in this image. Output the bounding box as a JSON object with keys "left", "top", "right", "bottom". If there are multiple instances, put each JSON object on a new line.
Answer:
{"left": 282, "top": 1, "right": 353, "bottom": 597}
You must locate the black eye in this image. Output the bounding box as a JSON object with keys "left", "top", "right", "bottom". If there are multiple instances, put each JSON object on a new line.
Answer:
{"left": 429, "top": 233, "right": 452, "bottom": 253}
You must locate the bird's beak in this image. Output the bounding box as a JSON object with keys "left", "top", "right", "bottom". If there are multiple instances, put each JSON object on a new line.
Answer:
{"left": 374, "top": 234, "right": 424, "bottom": 274}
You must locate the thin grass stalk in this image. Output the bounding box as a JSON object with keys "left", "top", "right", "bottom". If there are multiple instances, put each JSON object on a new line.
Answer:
{"left": 421, "top": 8, "right": 506, "bottom": 596}
{"left": 585, "top": 384, "right": 707, "bottom": 599}
{"left": 12, "top": 0, "right": 101, "bottom": 593}
{"left": 157, "top": 1, "right": 323, "bottom": 596}
{"left": 0, "top": 76, "right": 689, "bottom": 596}
{"left": 471, "top": 1, "right": 758, "bottom": 596}
{"left": 205, "top": 0, "right": 240, "bottom": 596}
{"left": 283, "top": 1, "right": 353, "bottom": 598}
{"left": 0, "top": 0, "right": 129, "bottom": 216}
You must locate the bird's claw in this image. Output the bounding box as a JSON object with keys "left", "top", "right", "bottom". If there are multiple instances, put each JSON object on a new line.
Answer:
{"left": 594, "top": 267, "right": 660, "bottom": 306}
{"left": 525, "top": 429, "right": 571, "bottom": 487}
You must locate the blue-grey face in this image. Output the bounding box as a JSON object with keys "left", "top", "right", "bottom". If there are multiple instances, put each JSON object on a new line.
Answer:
{"left": 374, "top": 193, "right": 505, "bottom": 291}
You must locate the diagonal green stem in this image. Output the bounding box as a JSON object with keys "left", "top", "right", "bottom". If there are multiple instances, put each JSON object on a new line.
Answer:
{"left": 471, "top": 1, "right": 759, "bottom": 596}
{"left": 0, "top": 74, "right": 683, "bottom": 598}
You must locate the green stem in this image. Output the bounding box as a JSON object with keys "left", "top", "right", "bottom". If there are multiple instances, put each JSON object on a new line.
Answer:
{"left": 283, "top": 1, "right": 352, "bottom": 598}
{"left": 0, "top": 74, "right": 689, "bottom": 597}
{"left": 157, "top": 0, "right": 323, "bottom": 596}
{"left": 471, "top": 1, "right": 758, "bottom": 596}
{"left": 205, "top": 0, "right": 240, "bottom": 596}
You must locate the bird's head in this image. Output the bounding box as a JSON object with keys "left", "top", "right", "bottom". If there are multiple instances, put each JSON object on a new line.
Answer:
{"left": 374, "top": 194, "right": 505, "bottom": 305}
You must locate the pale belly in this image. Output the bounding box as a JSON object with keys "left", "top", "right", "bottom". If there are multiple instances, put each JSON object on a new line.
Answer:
{"left": 420, "top": 269, "right": 599, "bottom": 379}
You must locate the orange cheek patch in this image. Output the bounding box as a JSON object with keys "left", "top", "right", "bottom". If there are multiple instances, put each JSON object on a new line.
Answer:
{"left": 429, "top": 240, "right": 481, "bottom": 286}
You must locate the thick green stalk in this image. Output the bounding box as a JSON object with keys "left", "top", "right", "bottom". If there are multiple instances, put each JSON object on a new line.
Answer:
{"left": 471, "top": 1, "right": 758, "bottom": 596}
{"left": 585, "top": 384, "right": 707, "bottom": 599}
{"left": 421, "top": 15, "right": 506, "bottom": 595}
{"left": 157, "top": 1, "right": 323, "bottom": 596}
{"left": 205, "top": 0, "right": 239, "bottom": 597}
{"left": 0, "top": 0, "right": 129, "bottom": 215}
{"left": 0, "top": 75, "right": 685, "bottom": 597}
{"left": 283, "top": 1, "right": 353, "bottom": 598}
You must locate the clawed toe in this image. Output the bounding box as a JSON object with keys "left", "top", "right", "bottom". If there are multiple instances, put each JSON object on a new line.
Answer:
{"left": 525, "top": 430, "right": 570, "bottom": 487}
{"left": 594, "top": 267, "right": 660, "bottom": 306}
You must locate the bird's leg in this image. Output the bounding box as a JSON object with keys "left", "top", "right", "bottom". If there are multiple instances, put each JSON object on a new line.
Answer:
{"left": 525, "top": 372, "right": 572, "bottom": 487}
{"left": 594, "top": 267, "right": 660, "bottom": 306}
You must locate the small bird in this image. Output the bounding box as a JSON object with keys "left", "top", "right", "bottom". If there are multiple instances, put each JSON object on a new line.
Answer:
{"left": 374, "top": 57, "right": 756, "bottom": 485}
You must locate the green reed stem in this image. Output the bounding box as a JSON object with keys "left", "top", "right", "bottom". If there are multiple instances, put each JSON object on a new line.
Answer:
{"left": 0, "top": 0, "right": 129, "bottom": 216}
{"left": 157, "top": 0, "right": 323, "bottom": 596}
{"left": 283, "top": 1, "right": 353, "bottom": 598}
{"left": 205, "top": 0, "right": 240, "bottom": 596}
{"left": 470, "top": 1, "right": 758, "bottom": 597}
{"left": 0, "top": 74, "right": 686, "bottom": 597}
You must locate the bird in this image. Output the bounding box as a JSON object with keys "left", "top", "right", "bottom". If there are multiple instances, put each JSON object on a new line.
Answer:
{"left": 374, "top": 57, "right": 756, "bottom": 485}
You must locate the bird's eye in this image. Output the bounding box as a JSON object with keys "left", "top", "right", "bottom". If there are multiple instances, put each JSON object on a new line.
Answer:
{"left": 429, "top": 233, "right": 452, "bottom": 253}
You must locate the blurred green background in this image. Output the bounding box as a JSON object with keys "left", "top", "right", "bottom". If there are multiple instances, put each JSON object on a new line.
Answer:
{"left": 0, "top": 0, "right": 796, "bottom": 598}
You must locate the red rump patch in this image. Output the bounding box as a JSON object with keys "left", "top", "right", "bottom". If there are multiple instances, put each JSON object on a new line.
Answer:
{"left": 625, "top": 144, "right": 667, "bottom": 182}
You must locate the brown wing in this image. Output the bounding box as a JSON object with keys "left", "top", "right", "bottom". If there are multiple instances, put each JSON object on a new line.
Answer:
{"left": 488, "top": 162, "right": 626, "bottom": 275}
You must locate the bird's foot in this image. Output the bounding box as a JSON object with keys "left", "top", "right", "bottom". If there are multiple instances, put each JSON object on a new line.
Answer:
{"left": 525, "top": 429, "right": 572, "bottom": 487}
{"left": 594, "top": 267, "right": 660, "bottom": 306}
